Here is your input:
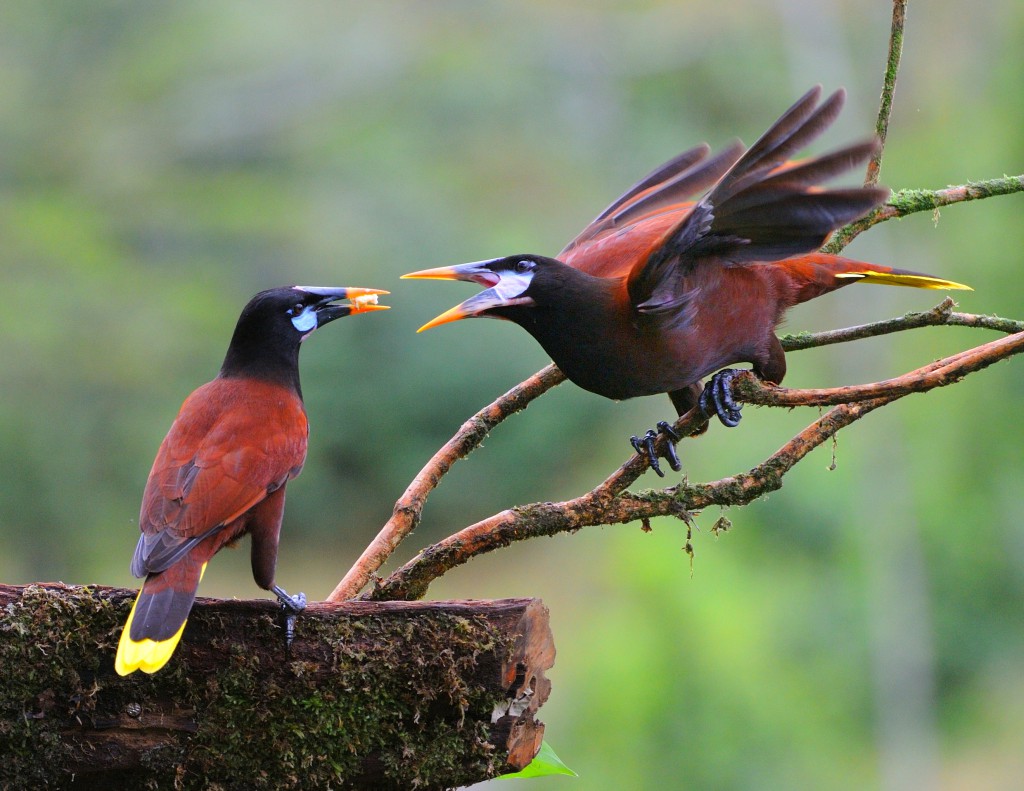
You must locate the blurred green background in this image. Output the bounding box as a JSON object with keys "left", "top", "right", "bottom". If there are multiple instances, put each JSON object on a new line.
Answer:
{"left": 2, "top": 1, "right": 1022, "bottom": 788}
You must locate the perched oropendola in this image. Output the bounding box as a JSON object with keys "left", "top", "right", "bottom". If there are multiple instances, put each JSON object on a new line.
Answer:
{"left": 404, "top": 86, "right": 970, "bottom": 475}
{"left": 114, "top": 285, "right": 388, "bottom": 675}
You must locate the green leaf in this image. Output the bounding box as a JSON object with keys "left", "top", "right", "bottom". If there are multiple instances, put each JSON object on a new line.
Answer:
{"left": 499, "top": 741, "right": 577, "bottom": 779}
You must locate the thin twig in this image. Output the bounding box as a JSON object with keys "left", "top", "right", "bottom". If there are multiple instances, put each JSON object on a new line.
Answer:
{"left": 824, "top": 176, "right": 1024, "bottom": 254}
{"left": 865, "top": 0, "right": 908, "bottom": 187}
{"left": 780, "top": 298, "right": 1024, "bottom": 350}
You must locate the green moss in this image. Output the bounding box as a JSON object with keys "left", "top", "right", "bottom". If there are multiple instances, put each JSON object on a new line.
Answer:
{"left": 0, "top": 585, "right": 128, "bottom": 781}
{"left": 0, "top": 585, "right": 516, "bottom": 789}
{"left": 187, "top": 607, "right": 508, "bottom": 789}
{"left": 888, "top": 188, "right": 941, "bottom": 215}
{"left": 778, "top": 329, "right": 815, "bottom": 348}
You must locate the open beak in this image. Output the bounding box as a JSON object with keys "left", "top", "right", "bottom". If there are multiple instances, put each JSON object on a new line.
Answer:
{"left": 402, "top": 260, "right": 532, "bottom": 332}
{"left": 298, "top": 286, "right": 390, "bottom": 326}
{"left": 401, "top": 260, "right": 500, "bottom": 286}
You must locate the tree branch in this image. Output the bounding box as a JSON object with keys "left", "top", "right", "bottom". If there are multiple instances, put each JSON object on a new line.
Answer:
{"left": 328, "top": 365, "right": 565, "bottom": 602}
{"left": 365, "top": 398, "right": 891, "bottom": 602}
{"left": 823, "top": 176, "right": 1024, "bottom": 254}
{"left": 865, "top": 0, "right": 908, "bottom": 187}
{"left": 739, "top": 330, "right": 1024, "bottom": 407}
{"left": 779, "top": 297, "right": 1024, "bottom": 350}
{"left": 334, "top": 293, "right": 1024, "bottom": 600}
{"left": 366, "top": 321, "right": 1024, "bottom": 602}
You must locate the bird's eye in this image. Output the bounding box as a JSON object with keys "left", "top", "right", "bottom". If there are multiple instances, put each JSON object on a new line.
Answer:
{"left": 288, "top": 302, "right": 304, "bottom": 316}
{"left": 515, "top": 259, "right": 535, "bottom": 274}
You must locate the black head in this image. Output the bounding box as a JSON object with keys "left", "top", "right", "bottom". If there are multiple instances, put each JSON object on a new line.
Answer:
{"left": 402, "top": 255, "right": 574, "bottom": 330}
{"left": 219, "top": 285, "right": 388, "bottom": 391}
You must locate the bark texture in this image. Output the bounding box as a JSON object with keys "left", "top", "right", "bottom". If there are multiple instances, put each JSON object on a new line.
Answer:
{"left": 0, "top": 584, "right": 553, "bottom": 790}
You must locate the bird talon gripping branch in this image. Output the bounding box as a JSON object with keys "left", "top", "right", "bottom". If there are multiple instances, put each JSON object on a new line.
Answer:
{"left": 273, "top": 587, "right": 306, "bottom": 649}
{"left": 699, "top": 369, "right": 744, "bottom": 428}
{"left": 273, "top": 585, "right": 307, "bottom": 614}
{"left": 655, "top": 422, "right": 683, "bottom": 472}
{"left": 405, "top": 86, "right": 969, "bottom": 464}
{"left": 631, "top": 430, "right": 666, "bottom": 477}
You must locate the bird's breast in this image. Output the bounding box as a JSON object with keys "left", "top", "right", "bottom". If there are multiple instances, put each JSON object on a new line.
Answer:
{"left": 522, "top": 268, "right": 784, "bottom": 401}
{"left": 523, "top": 311, "right": 704, "bottom": 400}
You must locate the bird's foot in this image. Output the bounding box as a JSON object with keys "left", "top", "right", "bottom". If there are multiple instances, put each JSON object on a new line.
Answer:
{"left": 272, "top": 585, "right": 307, "bottom": 648}
{"left": 630, "top": 421, "right": 682, "bottom": 477}
{"left": 698, "top": 369, "right": 743, "bottom": 427}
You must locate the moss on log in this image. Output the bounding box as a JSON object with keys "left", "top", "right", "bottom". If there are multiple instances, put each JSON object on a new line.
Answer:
{"left": 0, "top": 584, "right": 553, "bottom": 790}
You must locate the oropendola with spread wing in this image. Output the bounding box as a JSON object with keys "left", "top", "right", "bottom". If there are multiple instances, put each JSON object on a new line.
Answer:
{"left": 404, "top": 86, "right": 970, "bottom": 475}
{"left": 115, "top": 285, "right": 388, "bottom": 676}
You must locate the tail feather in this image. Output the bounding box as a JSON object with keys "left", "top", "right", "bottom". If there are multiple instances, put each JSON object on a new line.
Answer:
{"left": 835, "top": 271, "right": 972, "bottom": 290}
{"left": 115, "top": 561, "right": 207, "bottom": 676}
{"left": 781, "top": 253, "right": 971, "bottom": 306}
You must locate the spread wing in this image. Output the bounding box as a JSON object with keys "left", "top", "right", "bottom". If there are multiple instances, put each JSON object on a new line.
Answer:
{"left": 624, "top": 86, "right": 888, "bottom": 324}
{"left": 559, "top": 141, "right": 745, "bottom": 277}
{"left": 130, "top": 378, "right": 308, "bottom": 577}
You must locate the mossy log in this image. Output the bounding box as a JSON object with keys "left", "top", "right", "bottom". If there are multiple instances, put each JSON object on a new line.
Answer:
{"left": 0, "top": 583, "right": 554, "bottom": 790}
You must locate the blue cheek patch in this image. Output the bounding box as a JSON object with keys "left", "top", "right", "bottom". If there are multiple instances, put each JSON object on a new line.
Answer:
{"left": 291, "top": 307, "right": 317, "bottom": 332}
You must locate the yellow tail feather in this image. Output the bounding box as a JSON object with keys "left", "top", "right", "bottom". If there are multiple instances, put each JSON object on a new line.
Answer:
{"left": 114, "top": 562, "right": 207, "bottom": 676}
{"left": 835, "top": 272, "right": 972, "bottom": 291}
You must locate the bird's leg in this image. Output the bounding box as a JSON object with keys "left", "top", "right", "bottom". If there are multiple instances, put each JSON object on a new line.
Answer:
{"left": 630, "top": 421, "right": 682, "bottom": 477}
{"left": 271, "top": 585, "right": 306, "bottom": 649}
{"left": 698, "top": 369, "right": 743, "bottom": 427}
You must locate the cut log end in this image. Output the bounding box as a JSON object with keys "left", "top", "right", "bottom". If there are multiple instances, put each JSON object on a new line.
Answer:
{"left": 493, "top": 598, "right": 554, "bottom": 768}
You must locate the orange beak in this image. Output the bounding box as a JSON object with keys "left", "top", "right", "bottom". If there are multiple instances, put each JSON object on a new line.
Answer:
{"left": 343, "top": 287, "right": 391, "bottom": 315}
{"left": 401, "top": 265, "right": 485, "bottom": 283}
{"left": 402, "top": 261, "right": 509, "bottom": 332}
{"left": 298, "top": 286, "right": 390, "bottom": 324}
{"left": 411, "top": 303, "right": 474, "bottom": 332}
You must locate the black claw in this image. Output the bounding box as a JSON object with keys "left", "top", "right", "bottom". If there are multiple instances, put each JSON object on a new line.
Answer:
{"left": 699, "top": 369, "right": 744, "bottom": 428}
{"left": 271, "top": 586, "right": 306, "bottom": 649}
{"left": 656, "top": 421, "right": 680, "bottom": 442}
{"left": 630, "top": 430, "right": 665, "bottom": 477}
{"left": 642, "top": 430, "right": 665, "bottom": 477}
{"left": 656, "top": 422, "right": 682, "bottom": 471}
{"left": 630, "top": 422, "right": 684, "bottom": 477}
{"left": 714, "top": 371, "right": 741, "bottom": 413}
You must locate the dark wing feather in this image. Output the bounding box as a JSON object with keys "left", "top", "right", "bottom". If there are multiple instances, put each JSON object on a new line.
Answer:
{"left": 710, "top": 85, "right": 841, "bottom": 204}
{"left": 130, "top": 522, "right": 223, "bottom": 577}
{"left": 606, "top": 141, "right": 745, "bottom": 231}
{"left": 560, "top": 142, "right": 744, "bottom": 258}
{"left": 591, "top": 144, "right": 711, "bottom": 224}
{"left": 628, "top": 87, "right": 888, "bottom": 319}
{"left": 708, "top": 188, "right": 885, "bottom": 262}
